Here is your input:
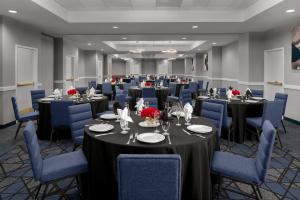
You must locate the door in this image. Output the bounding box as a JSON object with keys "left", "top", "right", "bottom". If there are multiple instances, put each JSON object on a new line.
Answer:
{"left": 264, "top": 48, "right": 284, "bottom": 100}
{"left": 15, "top": 45, "right": 38, "bottom": 113}
{"left": 65, "top": 56, "right": 75, "bottom": 92}
{"left": 96, "top": 59, "right": 103, "bottom": 84}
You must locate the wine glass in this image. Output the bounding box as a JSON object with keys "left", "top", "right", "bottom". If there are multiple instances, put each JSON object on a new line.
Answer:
{"left": 153, "top": 110, "right": 160, "bottom": 133}
{"left": 120, "top": 119, "right": 128, "bottom": 134}
{"left": 184, "top": 112, "right": 192, "bottom": 126}
{"left": 161, "top": 121, "right": 170, "bottom": 135}
{"left": 175, "top": 105, "right": 181, "bottom": 126}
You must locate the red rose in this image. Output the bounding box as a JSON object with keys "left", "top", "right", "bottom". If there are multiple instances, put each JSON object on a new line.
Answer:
{"left": 145, "top": 82, "right": 152, "bottom": 87}
{"left": 141, "top": 107, "right": 160, "bottom": 118}
{"left": 232, "top": 89, "right": 240, "bottom": 96}
{"left": 67, "top": 89, "right": 77, "bottom": 95}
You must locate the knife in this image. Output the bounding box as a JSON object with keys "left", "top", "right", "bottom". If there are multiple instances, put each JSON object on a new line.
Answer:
{"left": 94, "top": 132, "right": 114, "bottom": 137}
{"left": 182, "top": 129, "right": 206, "bottom": 139}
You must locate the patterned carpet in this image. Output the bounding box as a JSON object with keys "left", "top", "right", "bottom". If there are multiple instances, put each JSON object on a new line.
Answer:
{"left": 0, "top": 127, "right": 299, "bottom": 199}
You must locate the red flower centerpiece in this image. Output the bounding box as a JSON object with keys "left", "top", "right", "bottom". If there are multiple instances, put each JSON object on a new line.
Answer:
{"left": 141, "top": 107, "right": 160, "bottom": 125}
{"left": 232, "top": 89, "right": 240, "bottom": 96}
{"left": 145, "top": 82, "right": 152, "bottom": 87}
{"left": 67, "top": 89, "right": 77, "bottom": 96}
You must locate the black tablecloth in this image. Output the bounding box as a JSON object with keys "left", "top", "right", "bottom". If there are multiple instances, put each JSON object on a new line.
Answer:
{"left": 82, "top": 115, "right": 218, "bottom": 200}
{"left": 194, "top": 97, "right": 264, "bottom": 143}
{"left": 128, "top": 87, "right": 170, "bottom": 110}
{"left": 37, "top": 96, "right": 108, "bottom": 140}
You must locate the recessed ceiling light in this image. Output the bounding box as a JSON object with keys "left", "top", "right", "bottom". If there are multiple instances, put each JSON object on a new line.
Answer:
{"left": 113, "top": 26, "right": 119, "bottom": 29}
{"left": 212, "top": 42, "right": 217, "bottom": 45}
{"left": 100, "top": 49, "right": 104, "bottom": 51}
{"left": 192, "top": 25, "right": 198, "bottom": 29}
{"left": 286, "top": 9, "right": 295, "bottom": 13}
{"left": 197, "top": 49, "right": 201, "bottom": 51}
{"left": 87, "top": 43, "right": 92, "bottom": 46}
{"left": 162, "top": 49, "right": 177, "bottom": 54}
{"left": 181, "top": 37, "right": 187, "bottom": 40}
{"left": 122, "top": 37, "right": 127, "bottom": 40}
{"left": 8, "top": 10, "right": 18, "bottom": 14}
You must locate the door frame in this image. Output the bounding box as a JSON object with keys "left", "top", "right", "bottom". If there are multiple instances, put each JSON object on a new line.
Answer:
{"left": 15, "top": 45, "right": 38, "bottom": 88}
{"left": 264, "top": 47, "right": 284, "bottom": 99}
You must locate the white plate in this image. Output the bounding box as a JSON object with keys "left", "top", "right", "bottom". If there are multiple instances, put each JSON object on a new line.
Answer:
{"left": 251, "top": 97, "right": 264, "bottom": 101}
{"left": 89, "top": 124, "right": 114, "bottom": 132}
{"left": 40, "top": 98, "right": 55, "bottom": 101}
{"left": 91, "top": 97, "right": 103, "bottom": 100}
{"left": 136, "top": 133, "right": 165, "bottom": 144}
{"left": 172, "top": 111, "right": 185, "bottom": 117}
{"left": 187, "top": 125, "right": 212, "bottom": 134}
{"left": 139, "top": 121, "right": 160, "bottom": 128}
{"left": 245, "top": 100, "right": 258, "bottom": 103}
{"left": 101, "top": 113, "right": 117, "bottom": 120}
{"left": 198, "top": 96, "right": 210, "bottom": 99}
{"left": 48, "top": 95, "right": 56, "bottom": 98}
{"left": 93, "top": 94, "right": 103, "bottom": 97}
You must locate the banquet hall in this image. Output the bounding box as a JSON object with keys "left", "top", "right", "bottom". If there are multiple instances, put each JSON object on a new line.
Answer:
{"left": 0, "top": 0, "right": 300, "bottom": 199}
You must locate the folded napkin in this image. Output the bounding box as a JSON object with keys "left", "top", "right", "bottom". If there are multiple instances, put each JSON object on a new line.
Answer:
{"left": 183, "top": 103, "right": 193, "bottom": 118}
{"left": 160, "top": 81, "right": 163, "bottom": 86}
{"left": 226, "top": 89, "right": 232, "bottom": 99}
{"left": 118, "top": 107, "right": 133, "bottom": 123}
{"left": 135, "top": 98, "right": 144, "bottom": 112}
{"left": 53, "top": 88, "right": 62, "bottom": 97}
{"left": 104, "top": 79, "right": 108, "bottom": 82}
{"left": 213, "top": 88, "right": 217, "bottom": 96}
{"left": 90, "top": 87, "right": 95, "bottom": 95}
{"left": 140, "top": 81, "right": 145, "bottom": 88}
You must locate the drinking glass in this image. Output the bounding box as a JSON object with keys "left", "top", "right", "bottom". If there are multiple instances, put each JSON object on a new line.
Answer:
{"left": 184, "top": 112, "right": 192, "bottom": 126}
{"left": 153, "top": 110, "right": 160, "bottom": 133}
{"left": 175, "top": 106, "right": 181, "bottom": 126}
{"left": 120, "top": 119, "right": 128, "bottom": 134}
{"left": 144, "top": 101, "right": 149, "bottom": 108}
{"left": 161, "top": 121, "right": 170, "bottom": 135}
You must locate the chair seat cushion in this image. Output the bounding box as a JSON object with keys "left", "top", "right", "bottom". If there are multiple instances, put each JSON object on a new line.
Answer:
{"left": 246, "top": 117, "right": 262, "bottom": 129}
{"left": 212, "top": 151, "right": 260, "bottom": 184}
{"left": 19, "top": 111, "right": 39, "bottom": 121}
{"left": 41, "top": 150, "right": 88, "bottom": 182}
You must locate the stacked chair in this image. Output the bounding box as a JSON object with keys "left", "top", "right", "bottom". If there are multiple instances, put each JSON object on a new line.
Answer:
{"left": 31, "top": 89, "right": 45, "bottom": 111}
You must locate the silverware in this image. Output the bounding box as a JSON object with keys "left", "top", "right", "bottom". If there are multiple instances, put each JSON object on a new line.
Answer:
{"left": 167, "top": 135, "right": 171, "bottom": 145}
{"left": 133, "top": 132, "right": 138, "bottom": 143}
{"left": 182, "top": 129, "right": 206, "bottom": 139}
{"left": 127, "top": 133, "right": 134, "bottom": 144}
{"left": 94, "top": 132, "right": 114, "bottom": 137}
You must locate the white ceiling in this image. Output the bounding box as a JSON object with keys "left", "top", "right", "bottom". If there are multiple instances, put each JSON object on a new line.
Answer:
{"left": 53, "top": 0, "right": 259, "bottom": 11}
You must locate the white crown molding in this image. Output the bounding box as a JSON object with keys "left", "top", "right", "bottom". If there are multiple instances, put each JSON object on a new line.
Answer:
{"left": 0, "top": 86, "right": 16, "bottom": 92}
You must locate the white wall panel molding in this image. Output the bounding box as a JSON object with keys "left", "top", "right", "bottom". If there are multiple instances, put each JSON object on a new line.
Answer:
{"left": 54, "top": 80, "right": 64, "bottom": 84}
{"left": 284, "top": 84, "right": 300, "bottom": 91}
{"left": 0, "top": 86, "right": 17, "bottom": 92}
{"left": 238, "top": 81, "right": 264, "bottom": 86}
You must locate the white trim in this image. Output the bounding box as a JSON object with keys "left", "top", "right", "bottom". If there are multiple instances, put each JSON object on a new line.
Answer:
{"left": 54, "top": 80, "right": 64, "bottom": 84}
{"left": 77, "top": 76, "right": 97, "bottom": 80}
{"left": 190, "top": 75, "right": 264, "bottom": 86}
{"left": 0, "top": 86, "right": 17, "bottom": 92}
{"left": 284, "top": 84, "right": 300, "bottom": 91}
{"left": 238, "top": 81, "right": 264, "bottom": 86}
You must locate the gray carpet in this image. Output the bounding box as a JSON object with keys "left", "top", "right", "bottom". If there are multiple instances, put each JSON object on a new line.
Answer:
{"left": 0, "top": 120, "right": 299, "bottom": 199}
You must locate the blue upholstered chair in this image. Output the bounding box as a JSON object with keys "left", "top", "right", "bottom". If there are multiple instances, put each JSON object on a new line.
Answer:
{"left": 201, "top": 101, "right": 224, "bottom": 138}
{"left": 142, "top": 88, "right": 158, "bottom": 108}
{"left": 50, "top": 100, "right": 74, "bottom": 142}
{"left": 75, "top": 87, "right": 88, "bottom": 95}
{"left": 31, "top": 89, "right": 45, "bottom": 111}
{"left": 139, "top": 75, "right": 147, "bottom": 82}
{"left": 188, "top": 82, "right": 198, "bottom": 99}
{"left": 115, "top": 93, "right": 126, "bottom": 108}
{"left": 68, "top": 103, "right": 92, "bottom": 150}
{"left": 246, "top": 100, "right": 284, "bottom": 148}
{"left": 198, "top": 80, "right": 203, "bottom": 91}
{"left": 11, "top": 96, "right": 39, "bottom": 139}
{"left": 204, "top": 99, "right": 233, "bottom": 147}
{"left": 274, "top": 93, "right": 288, "bottom": 134}
{"left": 179, "top": 89, "right": 192, "bottom": 106}
{"left": 102, "top": 82, "right": 113, "bottom": 99}
{"left": 251, "top": 89, "right": 264, "bottom": 98}
{"left": 211, "top": 120, "right": 276, "bottom": 199}
{"left": 199, "top": 81, "right": 209, "bottom": 95}
{"left": 23, "top": 121, "right": 88, "bottom": 199}
{"left": 217, "top": 88, "right": 227, "bottom": 97}
{"left": 117, "top": 154, "right": 181, "bottom": 200}
{"left": 167, "top": 83, "right": 179, "bottom": 103}
{"left": 122, "top": 83, "right": 133, "bottom": 102}
{"left": 163, "top": 79, "right": 170, "bottom": 87}
{"left": 88, "top": 80, "right": 97, "bottom": 89}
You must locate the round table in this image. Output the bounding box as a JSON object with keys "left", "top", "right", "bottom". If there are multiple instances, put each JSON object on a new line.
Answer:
{"left": 37, "top": 96, "right": 109, "bottom": 140}
{"left": 82, "top": 115, "right": 218, "bottom": 200}
{"left": 194, "top": 97, "right": 264, "bottom": 143}
{"left": 128, "top": 86, "right": 170, "bottom": 110}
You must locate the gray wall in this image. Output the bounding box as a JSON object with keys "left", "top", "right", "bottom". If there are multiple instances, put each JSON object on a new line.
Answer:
{"left": 222, "top": 41, "right": 239, "bottom": 79}
{"left": 54, "top": 38, "right": 63, "bottom": 89}
{"left": 172, "top": 59, "right": 184, "bottom": 74}
{"left": 156, "top": 59, "right": 169, "bottom": 74}
{"left": 112, "top": 58, "right": 126, "bottom": 75}
{"left": 142, "top": 59, "right": 156, "bottom": 74}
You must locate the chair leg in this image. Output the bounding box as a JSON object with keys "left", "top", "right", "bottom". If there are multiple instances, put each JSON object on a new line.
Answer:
{"left": 15, "top": 122, "right": 23, "bottom": 140}
{"left": 251, "top": 184, "right": 262, "bottom": 200}
{"left": 256, "top": 185, "right": 263, "bottom": 199}
{"left": 281, "top": 120, "right": 287, "bottom": 134}
{"left": 276, "top": 130, "right": 283, "bottom": 149}
{"left": 34, "top": 183, "right": 42, "bottom": 200}
{"left": 41, "top": 183, "right": 49, "bottom": 199}
{"left": 217, "top": 176, "right": 223, "bottom": 199}
{"left": 256, "top": 128, "right": 260, "bottom": 142}
{"left": 227, "top": 129, "right": 231, "bottom": 149}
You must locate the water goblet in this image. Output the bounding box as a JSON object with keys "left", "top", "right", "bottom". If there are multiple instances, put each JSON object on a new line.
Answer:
{"left": 120, "top": 119, "right": 128, "bottom": 134}
{"left": 161, "top": 121, "right": 170, "bottom": 136}
{"left": 184, "top": 113, "right": 192, "bottom": 126}
{"left": 175, "top": 108, "right": 181, "bottom": 126}
{"left": 154, "top": 110, "right": 160, "bottom": 133}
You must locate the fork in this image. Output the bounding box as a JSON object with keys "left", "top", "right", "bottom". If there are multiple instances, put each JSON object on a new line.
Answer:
{"left": 182, "top": 129, "right": 206, "bottom": 139}
{"left": 126, "top": 133, "right": 134, "bottom": 145}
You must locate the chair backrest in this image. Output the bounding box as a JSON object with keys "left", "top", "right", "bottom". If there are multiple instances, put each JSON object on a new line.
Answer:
{"left": 255, "top": 120, "right": 276, "bottom": 183}
{"left": 188, "top": 82, "right": 198, "bottom": 93}
{"left": 123, "top": 83, "right": 130, "bottom": 96}
{"left": 102, "top": 83, "right": 112, "bottom": 94}
{"left": 180, "top": 89, "right": 192, "bottom": 105}
{"left": 274, "top": 93, "right": 288, "bottom": 115}
{"left": 88, "top": 81, "right": 97, "bottom": 89}
{"left": 204, "top": 99, "right": 228, "bottom": 128}
{"left": 201, "top": 102, "right": 224, "bottom": 138}
{"left": 31, "top": 90, "right": 46, "bottom": 110}
{"left": 76, "top": 87, "right": 88, "bottom": 95}
{"left": 217, "top": 88, "right": 227, "bottom": 97}
{"left": 23, "top": 121, "right": 43, "bottom": 181}
{"left": 205, "top": 81, "right": 209, "bottom": 91}
{"left": 51, "top": 100, "right": 74, "bottom": 128}
{"left": 68, "top": 103, "right": 92, "bottom": 142}
{"left": 142, "top": 87, "right": 156, "bottom": 98}
{"left": 139, "top": 76, "right": 147, "bottom": 82}
{"left": 262, "top": 100, "right": 285, "bottom": 128}
{"left": 169, "top": 83, "right": 177, "bottom": 96}
{"left": 11, "top": 96, "right": 20, "bottom": 120}
{"left": 163, "top": 79, "right": 170, "bottom": 87}
{"left": 251, "top": 89, "right": 264, "bottom": 98}
{"left": 198, "top": 80, "right": 204, "bottom": 89}
{"left": 117, "top": 154, "right": 181, "bottom": 200}
{"left": 116, "top": 94, "right": 126, "bottom": 108}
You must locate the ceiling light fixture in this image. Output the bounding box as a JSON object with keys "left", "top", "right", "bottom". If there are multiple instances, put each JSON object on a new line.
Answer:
{"left": 113, "top": 26, "right": 119, "bottom": 29}
{"left": 130, "top": 49, "right": 144, "bottom": 53}
{"left": 122, "top": 37, "right": 127, "bottom": 40}
{"left": 192, "top": 25, "right": 198, "bottom": 29}
{"left": 8, "top": 10, "right": 18, "bottom": 14}
{"left": 162, "top": 49, "right": 177, "bottom": 54}
{"left": 286, "top": 9, "right": 295, "bottom": 13}
{"left": 100, "top": 49, "right": 104, "bottom": 51}
{"left": 212, "top": 42, "right": 217, "bottom": 45}
{"left": 197, "top": 49, "right": 201, "bottom": 51}
{"left": 87, "top": 43, "right": 92, "bottom": 46}
{"left": 181, "top": 37, "right": 187, "bottom": 40}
